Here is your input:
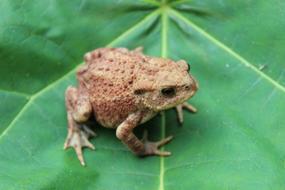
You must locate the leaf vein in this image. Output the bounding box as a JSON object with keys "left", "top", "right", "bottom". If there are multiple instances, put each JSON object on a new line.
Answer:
{"left": 159, "top": 7, "right": 169, "bottom": 190}
{"left": 107, "top": 10, "right": 160, "bottom": 47}
{"left": 0, "top": 89, "right": 30, "bottom": 98}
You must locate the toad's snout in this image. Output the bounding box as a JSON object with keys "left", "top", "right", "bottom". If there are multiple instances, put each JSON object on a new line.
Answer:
{"left": 187, "top": 75, "right": 198, "bottom": 97}
{"left": 191, "top": 78, "right": 198, "bottom": 92}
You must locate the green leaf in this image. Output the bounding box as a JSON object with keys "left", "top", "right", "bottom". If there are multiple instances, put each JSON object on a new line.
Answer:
{"left": 1, "top": 0, "right": 285, "bottom": 189}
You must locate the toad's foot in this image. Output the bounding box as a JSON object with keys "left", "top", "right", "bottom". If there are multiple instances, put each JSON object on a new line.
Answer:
{"left": 176, "top": 102, "right": 197, "bottom": 124}
{"left": 140, "top": 131, "right": 173, "bottom": 156}
{"left": 64, "top": 125, "right": 96, "bottom": 166}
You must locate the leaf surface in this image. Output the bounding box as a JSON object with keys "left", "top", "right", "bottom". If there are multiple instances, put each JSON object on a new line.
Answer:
{"left": 0, "top": 0, "right": 285, "bottom": 189}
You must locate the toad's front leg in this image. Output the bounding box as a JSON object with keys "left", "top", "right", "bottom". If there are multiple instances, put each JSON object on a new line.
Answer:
{"left": 176, "top": 102, "right": 197, "bottom": 124}
{"left": 64, "top": 86, "right": 96, "bottom": 166}
{"left": 116, "top": 111, "right": 173, "bottom": 156}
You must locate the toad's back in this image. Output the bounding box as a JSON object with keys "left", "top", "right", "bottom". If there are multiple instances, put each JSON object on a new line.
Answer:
{"left": 76, "top": 48, "right": 146, "bottom": 128}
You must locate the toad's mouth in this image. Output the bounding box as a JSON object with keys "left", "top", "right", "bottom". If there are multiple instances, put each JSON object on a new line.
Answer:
{"left": 154, "top": 90, "right": 197, "bottom": 111}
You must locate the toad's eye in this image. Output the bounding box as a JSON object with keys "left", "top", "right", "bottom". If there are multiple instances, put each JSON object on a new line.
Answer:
{"left": 161, "top": 87, "right": 176, "bottom": 97}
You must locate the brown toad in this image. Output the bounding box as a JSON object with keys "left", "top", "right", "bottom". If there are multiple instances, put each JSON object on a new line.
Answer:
{"left": 64, "top": 47, "right": 198, "bottom": 165}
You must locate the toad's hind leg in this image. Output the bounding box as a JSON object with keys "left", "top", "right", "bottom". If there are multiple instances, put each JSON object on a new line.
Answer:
{"left": 64, "top": 86, "right": 96, "bottom": 166}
